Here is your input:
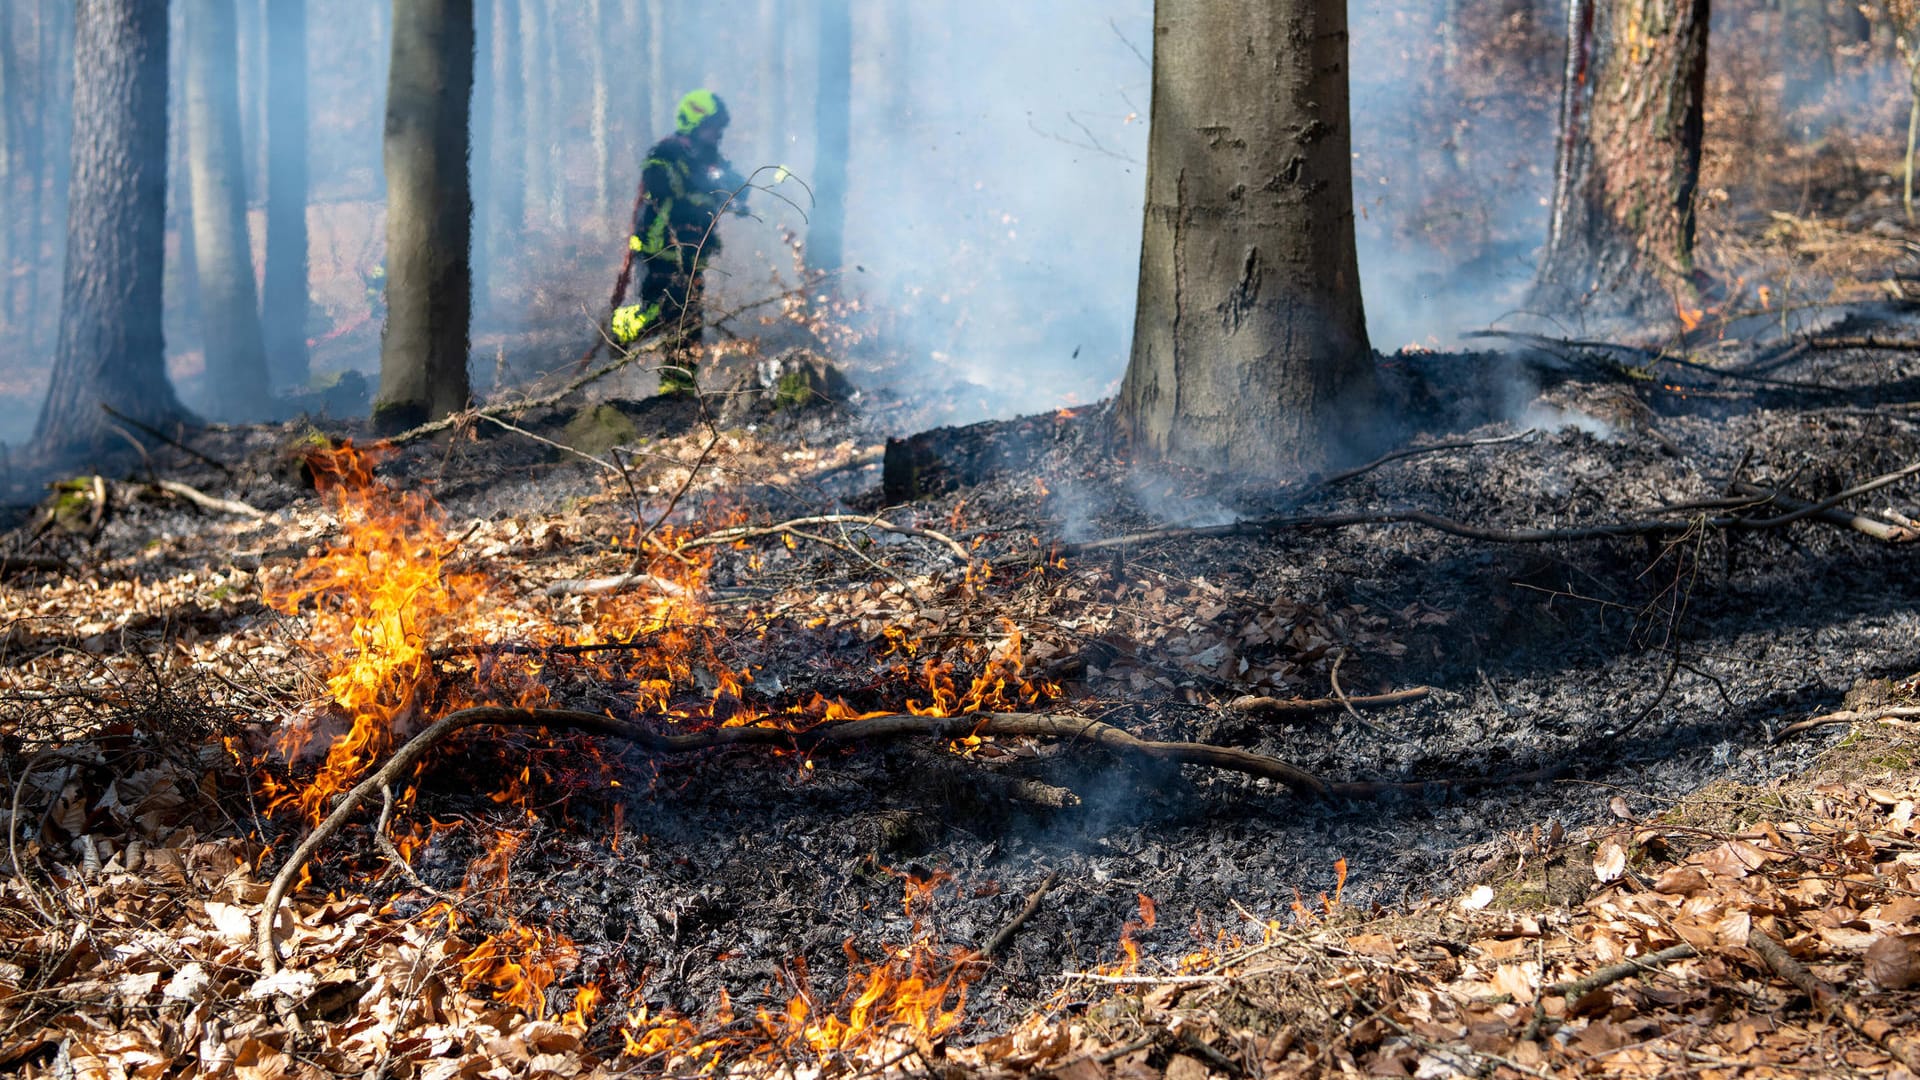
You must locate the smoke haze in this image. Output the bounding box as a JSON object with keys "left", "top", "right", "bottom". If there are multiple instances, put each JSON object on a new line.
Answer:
{"left": 0, "top": 1, "right": 1904, "bottom": 449}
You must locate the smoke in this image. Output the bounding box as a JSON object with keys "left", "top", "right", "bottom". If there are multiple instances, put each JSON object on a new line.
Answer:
{"left": 1, "top": 2, "right": 1905, "bottom": 452}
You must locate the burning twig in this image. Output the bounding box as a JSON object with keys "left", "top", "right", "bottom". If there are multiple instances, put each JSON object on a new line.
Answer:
{"left": 978, "top": 870, "right": 1060, "bottom": 961}
{"left": 256, "top": 706, "right": 1331, "bottom": 974}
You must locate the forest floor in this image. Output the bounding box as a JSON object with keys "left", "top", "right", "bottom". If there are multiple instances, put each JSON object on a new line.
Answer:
{"left": 6, "top": 135, "right": 1920, "bottom": 1077}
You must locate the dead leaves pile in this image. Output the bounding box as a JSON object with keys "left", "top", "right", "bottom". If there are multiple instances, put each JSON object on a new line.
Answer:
{"left": 947, "top": 747, "right": 1920, "bottom": 1079}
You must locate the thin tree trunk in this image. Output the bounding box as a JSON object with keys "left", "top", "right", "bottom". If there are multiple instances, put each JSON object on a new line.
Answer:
{"left": 544, "top": 1, "right": 567, "bottom": 230}
{"left": 646, "top": 0, "right": 667, "bottom": 142}
{"left": 185, "top": 0, "right": 271, "bottom": 420}
{"left": 262, "top": 0, "right": 309, "bottom": 389}
{"left": 1780, "top": 0, "right": 1832, "bottom": 119}
{"left": 1115, "top": 0, "right": 1377, "bottom": 479}
{"left": 807, "top": 0, "right": 850, "bottom": 283}
{"left": 374, "top": 0, "right": 474, "bottom": 431}
{"left": 1531, "top": 0, "right": 1710, "bottom": 324}
{"left": 519, "top": 0, "right": 549, "bottom": 230}
{"left": 762, "top": 0, "right": 789, "bottom": 166}
{"left": 472, "top": 0, "right": 492, "bottom": 310}
{"left": 588, "top": 0, "right": 610, "bottom": 221}
{"left": 34, "top": 0, "right": 192, "bottom": 461}
{"left": 489, "top": 0, "right": 522, "bottom": 260}
{"left": 0, "top": 0, "right": 17, "bottom": 328}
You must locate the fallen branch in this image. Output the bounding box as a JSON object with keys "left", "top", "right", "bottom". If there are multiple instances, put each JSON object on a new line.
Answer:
{"left": 100, "top": 404, "right": 235, "bottom": 475}
{"left": 1730, "top": 481, "right": 1919, "bottom": 542}
{"left": 1773, "top": 705, "right": 1920, "bottom": 742}
{"left": 151, "top": 480, "right": 268, "bottom": 520}
{"left": 676, "top": 514, "right": 973, "bottom": 563}
{"left": 257, "top": 706, "right": 1330, "bottom": 973}
{"left": 979, "top": 869, "right": 1060, "bottom": 961}
{"left": 0, "top": 554, "right": 72, "bottom": 580}
{"left": 1806, "top": 336, "right": 1920, "bottom": 351}
{"left": 1522, "top": 943, "right": 1697, "bottom": 1041}
{"left": 1227, "top": 687, "right": 1433, "bottom": 717}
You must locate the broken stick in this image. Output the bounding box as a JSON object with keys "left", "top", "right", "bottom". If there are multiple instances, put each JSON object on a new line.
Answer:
{"left": 980, "top": 869, "right": 1060, "bottom": 960}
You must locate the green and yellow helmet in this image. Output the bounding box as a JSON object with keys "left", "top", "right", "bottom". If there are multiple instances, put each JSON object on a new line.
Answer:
{"left": 675, "top": 89, "right": 729, "bottom": 135}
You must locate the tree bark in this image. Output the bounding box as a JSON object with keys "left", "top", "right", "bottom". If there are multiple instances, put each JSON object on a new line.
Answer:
{"left": 34, "top": 0, "right": 192, "bottom": 462}
{"left": 373, "top": 0, "right": 474, "bottom": 432}
{"left": 807, "top": 0, "right": 851, "bottom": 283}
{"left": 262, "top": 0, "right": 309, "bottom": 389}
{"left": 185, "top": 0, "right": 271, "bottom": 421}
{"left": 1115, "top": 0, "right": 1376, "bottom": 479}
{"left": 1530, "top": 0, "right": 1710, "bottom": 324}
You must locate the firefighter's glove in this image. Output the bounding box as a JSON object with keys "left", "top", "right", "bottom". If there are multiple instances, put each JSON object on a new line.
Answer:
{"left": 611, "top": 302, "right": 659, "bottom": 346}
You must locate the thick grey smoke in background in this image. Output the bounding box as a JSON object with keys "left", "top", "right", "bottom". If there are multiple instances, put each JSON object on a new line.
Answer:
{"left": 5, "top": 1, "right": 1894, "bottom": 447}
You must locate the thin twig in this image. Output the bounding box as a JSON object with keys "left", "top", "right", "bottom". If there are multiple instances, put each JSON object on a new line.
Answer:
{"left": 980, "top": 870, "right": 1060, "bottom": 961}
{"left": 1773, "top": 705, "right": 1920, "bottom": 742}
{"left": 1226, "top": 687, "right": 1433, "bottom": 717}
{"left": 1319, "top": 429, "right": 1537, "bottom": 487}
{"left": 1328, "top": 648, "right": 1415, "bottom": 743}
{"left": 100, "top": 404, "right": 235, "bottom": 475}
{"left": 152, "top": 480, "right": 267, "bottom": 519}
{"left": 676, "top": 514, "right": 973, "bottom": 563}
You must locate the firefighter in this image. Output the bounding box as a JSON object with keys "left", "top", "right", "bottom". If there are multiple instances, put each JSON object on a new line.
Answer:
{"left": 612, "top": 89, "right": 745, "bottom": 394}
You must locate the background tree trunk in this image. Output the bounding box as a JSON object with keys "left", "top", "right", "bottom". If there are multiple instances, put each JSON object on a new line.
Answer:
{"left": 1780, "top": 0, "right": 1833, "bottom": 124}
{"left": 262, "top": 0, "right": 309, "bottom": 389}
{"left": 185, "top": 0, "right": 271, "bottom": 420}
{"left": 518, "top": 0, "right": 549, "bottom": 230}
{"left": 486, "top": 0, "right": 523, "bottom": 291}
{"left": 646, "top": 0, "right": 668, "bottom": 142}
{"left": 1531, "top": 0, "right": 1710, "bottom": 324}
{"left": 1115, "top": 0, "right": 1376, "bottom": 479}
{"left": 374, "top": 0, "right": 474, "bottom": 432}
{"left": 588, "top": 0, "right": 610, "bottom": 221}
{"left": 34, "top": 0, "right": 191, "bottom": 460}
{"left": 807, "top": 0, "right": 850, "bottom": 283}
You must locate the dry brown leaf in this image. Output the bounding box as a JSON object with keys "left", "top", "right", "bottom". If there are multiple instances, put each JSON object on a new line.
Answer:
{"left": 1593, "top": 839, "right": 1628, "bottom": 883}
{"left": 1866, "top": 933, "right": 1920, "bottom": 989}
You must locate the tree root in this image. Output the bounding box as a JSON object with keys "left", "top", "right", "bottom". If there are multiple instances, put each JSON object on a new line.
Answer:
{"left": 255, "top": 706, "right": 1332, "bottom": 974}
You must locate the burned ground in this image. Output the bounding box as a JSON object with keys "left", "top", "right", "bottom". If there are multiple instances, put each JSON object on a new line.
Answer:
{"left": 5, "top": 305, "right": 1919, "bottom": 1073}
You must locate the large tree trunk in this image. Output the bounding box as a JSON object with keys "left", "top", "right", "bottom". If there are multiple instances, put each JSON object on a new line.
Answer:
{"left": 374, "top": 0, "right": 474, "bottom": 432}
{"left": 807, "top": 0, "right": 850, "bottom": 283}
{"left": 34, "top": 0, "right": 191, "bottom": 461}
{"left": 1115, "top": 0, "right": 1376, "bottom": 479}
{"left": 185, "top": 0, "right": 271, "bottom": 421}
{"left": 262, "top": 0, "right": 309, "bottom": 389}
{"left": 1530, "top": 0, "right": 1710, "bottom": 324}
